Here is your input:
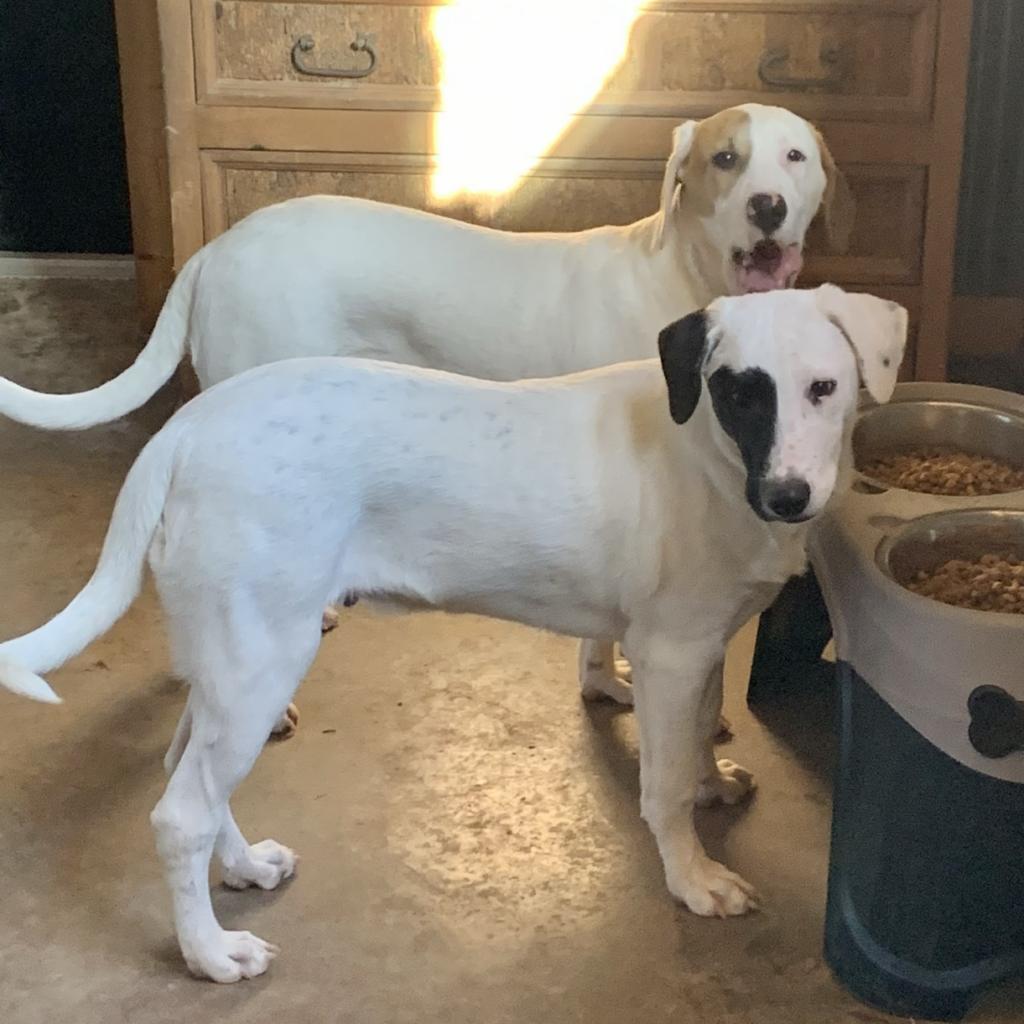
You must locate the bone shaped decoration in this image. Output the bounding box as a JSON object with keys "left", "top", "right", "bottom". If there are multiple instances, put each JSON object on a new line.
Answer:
{"left": 967, "top": 685, "right": 1024, "bottom": 759}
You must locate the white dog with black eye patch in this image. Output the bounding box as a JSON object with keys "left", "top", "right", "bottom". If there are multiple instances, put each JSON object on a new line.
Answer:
{"left": 0, "top": 103, "right": 851, "bottom": 735}
{"left": 0, "top": 101, "right": 851, "bottom": 737}
{"left": 0, "top": 285, "right": 905, "bottom": 982}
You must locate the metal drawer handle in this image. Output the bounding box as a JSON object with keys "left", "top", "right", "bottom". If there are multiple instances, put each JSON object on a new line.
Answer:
{"left": 758, "top": 44, "right": 843, "bottom": 92}
{"left": 291, "top": 32, "right": 377, "bottom": 79}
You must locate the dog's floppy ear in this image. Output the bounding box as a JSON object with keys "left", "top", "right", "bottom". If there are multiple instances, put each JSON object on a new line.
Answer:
{"left": 813, "top": 127, "right": 855, "bottom": 255}
{"left": 658, "top": 311, "right": 710, "bottom": 423}
{"left": 655, "top": 120, "right": 699, "bottom": 249}
{"left": 814, "top": 284, "right": 908, "bottom": 404}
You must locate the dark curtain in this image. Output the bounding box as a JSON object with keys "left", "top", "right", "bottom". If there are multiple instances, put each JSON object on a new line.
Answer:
{"left": 955, "top": 0, "right": 1024, "bottom": 298}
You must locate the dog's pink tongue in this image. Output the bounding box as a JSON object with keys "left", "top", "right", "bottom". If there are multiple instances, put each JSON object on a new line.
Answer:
{"left": 739, "top": 244, "right": 804, "bottom": 293}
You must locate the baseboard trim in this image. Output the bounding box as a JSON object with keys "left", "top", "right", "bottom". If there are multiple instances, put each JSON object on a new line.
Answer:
{"left": 951, "top": 296, "right": 1024, "bottom": 356}
{"left": 0, "top": 253, "right": 135, "bottom": 280}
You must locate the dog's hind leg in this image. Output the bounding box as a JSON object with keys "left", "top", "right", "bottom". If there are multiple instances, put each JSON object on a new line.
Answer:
{"left": 151, "top": 707, "right": 281, "bottom": 982}
{"left": 695, "top": 660, "right": 754, "bottom": 807}
{"left": 164, "top": 701, "right": 194, "bottom": 777}
{"left": 266, "top": 603, "right": 342, "bottom": 740}
{"left": 217, "top": 821, "right": 298, "bottom": 892}
{"left": 163, "top": 701, "right": 298, "bottom": 890}
{"left": 578, "top": 639, "right": 634, "bottom": 705}
{"left": 628, "top": 632, "right": 759, "bottom": 918}
{"left": 269, "top": 702, "right": 300, "bottom": 740}
{"left": 151, "top": 622, "right": 318, "bottom": 982}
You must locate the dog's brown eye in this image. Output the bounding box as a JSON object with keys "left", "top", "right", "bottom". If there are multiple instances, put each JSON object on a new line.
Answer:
{"left": 712, "top": 150, "right": 738, "bottom": 170}
{"left": 787, "top": 149, "right": 806, "bottom": 162}
{"left": 809, "top": 379, "right": 837, "bottom": 404}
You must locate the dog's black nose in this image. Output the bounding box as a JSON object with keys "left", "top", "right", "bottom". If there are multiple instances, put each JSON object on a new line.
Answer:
{"left": 747, "top": 193, "right": 787, "bottom": 235}
{"left": 760, "top": 478, "right": 811, "bottom": 521}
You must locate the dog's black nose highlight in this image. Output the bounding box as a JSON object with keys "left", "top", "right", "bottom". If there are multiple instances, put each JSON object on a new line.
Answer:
{"left": 747, "top": 193, "right": 787, "bottom": 235}
{"left": 760, "top": 478, "right": 811, "bottom": 521}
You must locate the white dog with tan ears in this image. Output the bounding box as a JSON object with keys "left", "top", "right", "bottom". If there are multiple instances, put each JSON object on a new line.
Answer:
{"left": 0, "top": 285, "right": 905, "bottom": 982}
{"left": 0, "top": 103, "right": 850, "bottom": 430}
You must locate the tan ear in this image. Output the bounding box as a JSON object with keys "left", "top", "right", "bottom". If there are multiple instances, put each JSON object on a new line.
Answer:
{"left": 655, "top": 120, "right": 698, "bottom": 249}
{"left": 814, "top": 284, "right": 908, "bottom": 404}
{"left": 814, "top": 128, "right": 855, "bottom": 255}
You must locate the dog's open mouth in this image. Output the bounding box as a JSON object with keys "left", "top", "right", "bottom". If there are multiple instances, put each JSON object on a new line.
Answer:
{"left": 732, "top": 240, "right": 804, "bottom": 294}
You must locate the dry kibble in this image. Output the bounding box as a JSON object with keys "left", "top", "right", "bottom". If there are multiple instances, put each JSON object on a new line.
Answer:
{"left": 860, "top": 447, "right": 1024, "bottom": 496}
{"left": 906, "top": 552, "right": 1024, "bottom": 613}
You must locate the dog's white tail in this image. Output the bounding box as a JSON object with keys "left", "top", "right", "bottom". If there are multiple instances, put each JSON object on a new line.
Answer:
{"left": 0, "top": 425, "right": 181, "bottom": 702}
{"left": 0, "top": 251, "right": 204, "bottom": 430}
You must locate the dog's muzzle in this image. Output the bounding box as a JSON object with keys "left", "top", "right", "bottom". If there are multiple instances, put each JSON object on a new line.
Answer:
{"left": 746, "top": 193, "right": 788, "bottom": 235}
{"left": 731, "top": 241, "right": 804, "bottom": 295}
{"left": 757, "top": 477, "right": 811, "bottom": 523}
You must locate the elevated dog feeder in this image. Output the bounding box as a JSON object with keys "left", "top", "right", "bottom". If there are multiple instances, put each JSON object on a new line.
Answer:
{"left": 802, "top": 383, "right": 1024, "bottom": 1019}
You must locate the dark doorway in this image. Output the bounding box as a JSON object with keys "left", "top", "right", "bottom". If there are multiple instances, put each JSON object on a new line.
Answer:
{"left": 0, "top": 1, "right": 131, "bottom": 254}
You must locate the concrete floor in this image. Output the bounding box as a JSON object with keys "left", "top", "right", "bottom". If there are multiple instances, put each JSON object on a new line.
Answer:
{"left": 0, "top": 278, "right": 1020, "bottom": 1024}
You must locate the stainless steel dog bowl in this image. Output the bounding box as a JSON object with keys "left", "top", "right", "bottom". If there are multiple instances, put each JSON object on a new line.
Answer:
{"left": 854, "top": 400, "right": 1024, "bottom": 489}
{"left": 876, "top": 507, "right": 1024, "bottom": 593}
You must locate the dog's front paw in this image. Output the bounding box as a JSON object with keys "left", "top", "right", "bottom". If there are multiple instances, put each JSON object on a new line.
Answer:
{"left": 696, "top": 759, "right": 756, "bottom": 808}
{"left": 668, "top": 856, "right": 760, "bottom": 918}
{"left": 222, "top": 839, "right": 298, "bottom": 891}
{"left": 183, "top": 930, "right": 279, "bottom": 983}
{"left": 269, "top": 703, "right": 299, "bottom": 741}
{"left": 321, "top": 606, "right": 340, "bottom": 634}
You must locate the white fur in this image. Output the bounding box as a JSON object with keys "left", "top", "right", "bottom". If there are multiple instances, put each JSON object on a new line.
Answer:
{"left": 0, "top": 287, "right": 905, "bottom": 981}
{"left": 687, "top": 112, "right": 827, "bottom": 287}
{"left": 706, "top": 286, "right": 905, "bottom": 520}
{"left": 0, "top": 105, "right": 830, "bottom": 431}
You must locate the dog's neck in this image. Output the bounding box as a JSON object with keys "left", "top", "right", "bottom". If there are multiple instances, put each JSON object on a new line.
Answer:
{"left": 630, "top": 206, "right": 733, "bottom": 314}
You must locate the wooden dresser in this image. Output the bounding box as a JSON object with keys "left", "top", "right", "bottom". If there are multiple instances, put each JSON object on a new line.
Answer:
{"left": 114, "top": 0, "right": 972, "bottom": 380}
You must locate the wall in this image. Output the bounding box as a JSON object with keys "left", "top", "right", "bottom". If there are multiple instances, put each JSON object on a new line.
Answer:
{"left": 955, "top": 0, "right": 1024, "bottom": 299}
{"left": 0, "top": 1, "right": 131, "bottom": 253}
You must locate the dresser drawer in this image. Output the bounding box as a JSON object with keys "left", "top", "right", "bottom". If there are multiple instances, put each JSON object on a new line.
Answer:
{"left": 195, "top": 0, "right": 446, "bottom": 110}
{"left": 803, "top": 164, "right": 926, "bottom": 286}
{"left": 199, "top": 150, "right": 664, "bottom": 236}
{"left": 199, "top": 149, "right": 925, "bottom": 287}
{"left": 195, "top": 0, "right": 938, "bottom": 124}
{"left": 601, "top": 0, "right": 938, "bottom": 122}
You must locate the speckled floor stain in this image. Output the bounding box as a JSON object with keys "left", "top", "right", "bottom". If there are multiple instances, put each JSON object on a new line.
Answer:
{"left": 383, "top": 641, "right": 632, "bottom": 937}
{"left": 0, "top": 278, "right": 1020, "bottom": 1024}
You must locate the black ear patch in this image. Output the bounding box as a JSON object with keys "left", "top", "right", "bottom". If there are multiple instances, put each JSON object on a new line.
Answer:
{"left": 658, "top": 311, "right": 709, "bottom": 424}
